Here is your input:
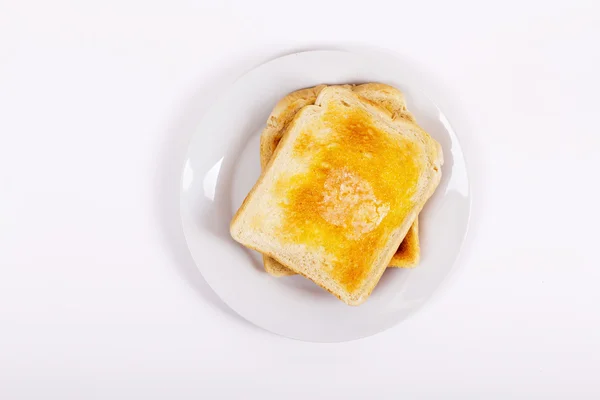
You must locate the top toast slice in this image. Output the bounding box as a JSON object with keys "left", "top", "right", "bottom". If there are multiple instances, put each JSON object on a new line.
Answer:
{"left": 259, "top": 83, "right": 421, "bottom": 277}
{"left": 231, "top": 86, "right": 443, "bottom": 305}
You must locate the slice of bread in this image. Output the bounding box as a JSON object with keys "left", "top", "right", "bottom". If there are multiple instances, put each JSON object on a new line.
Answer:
{"left": 231, "top": 86, "right": 443, "bottom": 305}
{"left": 260, "top": 84, "right": 420, "bottom": 277}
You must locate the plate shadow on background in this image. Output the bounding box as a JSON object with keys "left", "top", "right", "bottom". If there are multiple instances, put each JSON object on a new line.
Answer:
{"left": 155, "top": 60, "right": 259, "bottom": 323}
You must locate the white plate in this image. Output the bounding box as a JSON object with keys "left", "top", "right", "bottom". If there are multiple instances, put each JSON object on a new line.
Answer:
{"left": 180, "top": 50, "right": 472, "bottom": 342}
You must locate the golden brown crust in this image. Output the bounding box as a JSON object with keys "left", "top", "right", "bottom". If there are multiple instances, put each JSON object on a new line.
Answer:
{"left": 390, "top": 218, "right": 420, "bottom": 267}
{"left": 259, "top": 85, "right": 327, "bottom": 170}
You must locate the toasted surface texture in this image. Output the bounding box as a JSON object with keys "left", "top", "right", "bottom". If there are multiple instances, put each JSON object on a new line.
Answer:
{"left": 231, "top": 86, "right": 443, "bottom": 305}
{"left": 260, "top": 83, "right": 421, "bottom": 277}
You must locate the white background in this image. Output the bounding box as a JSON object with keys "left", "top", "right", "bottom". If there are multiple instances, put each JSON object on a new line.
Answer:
{"left": 1, "top": 0, "right": 599, "bottom": 398}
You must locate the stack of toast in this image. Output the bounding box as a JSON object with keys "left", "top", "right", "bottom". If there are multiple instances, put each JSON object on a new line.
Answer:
{"left": 231, "top": 84, "right": 443, "bottom": 305}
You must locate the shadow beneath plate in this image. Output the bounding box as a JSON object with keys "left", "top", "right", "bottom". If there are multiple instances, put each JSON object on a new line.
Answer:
{"left": 154, "top": 61, "right": 262, "bottom": 323}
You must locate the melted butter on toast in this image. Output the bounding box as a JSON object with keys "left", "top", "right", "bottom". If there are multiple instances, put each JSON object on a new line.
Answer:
{"left": 274, "top": 100, "right": 422, "bottom": 293}
{"left": 319, "top": 168, "right": 389, "bottom": 240}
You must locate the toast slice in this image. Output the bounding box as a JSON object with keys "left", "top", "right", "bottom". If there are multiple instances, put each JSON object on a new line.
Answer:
{"left": 231, "top": 86, "right": 443, "bottom": 305}
{"left": 259, "top": 84, "right": 421, "bottom": 277}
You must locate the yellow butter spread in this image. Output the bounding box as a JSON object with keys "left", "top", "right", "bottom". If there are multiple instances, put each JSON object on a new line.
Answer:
{"left": 275, "top": 100, "right": 422, "bottom": 293}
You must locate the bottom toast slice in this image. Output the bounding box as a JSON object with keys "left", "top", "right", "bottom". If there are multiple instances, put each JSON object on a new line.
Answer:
{"left": 259, "top": 83, "right": 420, "bottom": 277}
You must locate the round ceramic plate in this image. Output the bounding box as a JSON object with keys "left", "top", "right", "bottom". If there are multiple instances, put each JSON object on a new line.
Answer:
{"left": 180, "top": 50, "right": 472, "bottom": 342}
